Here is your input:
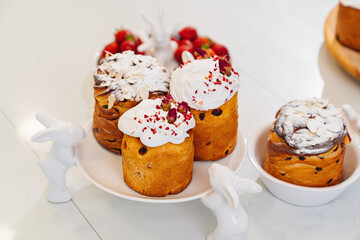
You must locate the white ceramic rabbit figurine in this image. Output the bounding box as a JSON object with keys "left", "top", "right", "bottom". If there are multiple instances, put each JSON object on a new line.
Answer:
{"left": 201, "top": 163, "right": 262, "bottom": 240}
{"left": 343, "top": 104, "right": 360, "bottom": 146}
{"left": 137, "top": 10, "right": 178, "bottom": 68}
{"left": 31, "top": 112, "right": 85, "bottom": 203}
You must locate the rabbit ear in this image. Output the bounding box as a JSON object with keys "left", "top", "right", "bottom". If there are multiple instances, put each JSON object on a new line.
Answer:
{"left": 140, "top": 10, "right": 155, "bottom": 29}
{"left": 234, "top": 177, "right": 262, "bottom": 194}
{"left": 137, "top": 42, "right": 155, "bottom": 52}
{"left": 31, "top": 127, "right": 56, "bottom": 143}
{"left": 223, "top": 184, "right": 240, "bottom": 209}
{"left": 35, "top": 112, "right": 61, "bottom": 128}
{"left": 170, "top": 22, "right": 181, "bottom": 36}
{"left": 158, "top": 8, "right": 164, "bottom": 22}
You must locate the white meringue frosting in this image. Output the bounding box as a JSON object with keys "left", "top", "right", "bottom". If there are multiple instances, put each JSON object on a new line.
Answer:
{"left": 94, "top": 51, "right": 170, "bottom": 102}
{"left": 118, "top": 98, "right": 195, "bottom": 147}
{"left": 274, "top": 97, "right": 347, "bottom": 155}
{"left": 170, "top": 57, "right": 240, "bottom": 111}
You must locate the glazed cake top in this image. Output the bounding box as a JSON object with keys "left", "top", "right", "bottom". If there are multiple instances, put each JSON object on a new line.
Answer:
{"left": 170, "top": 57, "right": 240, "bottom": 111}
{"left": 118, "top": 97, "right": 195, "bottom": 147}
{"left": 94, "top": 51, "right": 170, "bottom": 102}
{"left": 340, "top": 0, "right": 360, "bottom": 9}
{"left": 274, "top": 97, "right": 347, "bottom": 155}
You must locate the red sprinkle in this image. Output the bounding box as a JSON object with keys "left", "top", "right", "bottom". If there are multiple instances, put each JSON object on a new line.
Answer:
{"left": 165, "top": 127, "right": 170, "bottom": 130}
{"left": 144, "top": 115, "right": 149, "bottom": 118}
{"left": 134, "top": 117, "right": 137, "bottom": 120}
{"left": 225, "top": 86, "right": 229, "bottom": 90}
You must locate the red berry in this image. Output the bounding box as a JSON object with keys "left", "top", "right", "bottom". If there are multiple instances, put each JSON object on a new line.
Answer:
{"left": 179, "top": 27, "right": 198, "bottom": 41}
{"left": 179, "top": 39, "right": 194, "bottom": 51}
{"left": 206, "top": 48, "right": 216, "bottom": 57}
{"left": 115, "top": 29, "right": 132, "bottom": 43}
{"left": 193, "top": 37, "right": 212, "bottom": 49}
{"left": 135, "top": 35, "right": 143, "bottom": 45}
{"left": 102, "top": 42, "right": 119, "bottom": 57}
{"left": 175, "top": 44, "right": 194, "bottom": 64}
{"left": 211, "top": 43, "right": 229, "bottom": 57}
{"left": 119, "top": 40, "right": 137, "bottom": 52}
{"left": 171, "top": 36, "right": 180, "bottom": 45}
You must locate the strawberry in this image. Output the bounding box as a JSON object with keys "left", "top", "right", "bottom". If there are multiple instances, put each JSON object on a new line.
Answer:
{"left": 102, "top": 42, "right": 119, "bottom": 57}
{"left": 171, "top": 36, "right": 181, "bottom": 45}
{"left": 179, "top": 39, "right": 194, "bottom": 51}
{"left": 119, "top": 40, "right": 137, "bottom": 53}
{"left": 205, "top": 48, "right": 215, "bottom": 57}
{"left": 211, "top": 42, "right": 229, "bottom": 57}
{"left": 193, "top": 37, "right": 212, "bottom": 49}
{"left": 175, "top": 44, "right": 194, "bottom": 64}
{"left": 115, "top": 29, "right": 133, "bottom": 44}
{"left": 135, "top": 35, "right": 143, "bottom": 45}
{"left": 179, "top": 27, "right": 198, "bottom": 41}
{"left": 206, "top": 48, "right": 216, "bottom": 57}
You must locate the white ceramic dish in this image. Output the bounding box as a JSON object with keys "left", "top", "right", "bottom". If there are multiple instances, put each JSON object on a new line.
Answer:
{"left": 248, "top": 122, "right": 360, "bottom": 207}
{"left": 76, "top": 122, "right": 247, "bottom": 203}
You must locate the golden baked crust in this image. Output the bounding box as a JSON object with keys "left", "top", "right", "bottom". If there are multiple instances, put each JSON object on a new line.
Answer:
{"left": 190, "top": 93, "right": 238, "bottom": 161}
{"left": 336, "top": 4, "right": 360, "bottom": 51}
{"left": 92, "top": 85, "right": 164, "bottom": 154}
{"left": 264, "top": 129, "right": 351, "bottom": 187}
{"left": 92, "top": 86, "right": 139, "bottom": 154}
{"left": 121, "top": 131, "right": 194, "bottom": 197}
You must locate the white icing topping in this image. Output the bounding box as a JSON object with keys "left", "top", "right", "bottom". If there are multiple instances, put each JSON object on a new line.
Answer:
{"left": 94, "top": 51, "right": 170, "bottom": 101}
{"left": 340, "top": 0, "right": 360, "bottom": 10}
{"left": 170, "top": 58, "right": 240, "bottom": 111}
{"left": 274, "top": 98, "right": 347, "bottom": 155}
{"left": 118, "top": 98, "right": 195, "bottom": 147}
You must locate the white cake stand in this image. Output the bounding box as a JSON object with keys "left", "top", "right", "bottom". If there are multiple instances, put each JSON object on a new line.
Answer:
{"left": 76, "top": 121, "right": 247, "bottom": 203}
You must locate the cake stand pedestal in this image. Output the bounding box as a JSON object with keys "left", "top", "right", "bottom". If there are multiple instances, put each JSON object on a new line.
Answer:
{"left": 31, "top": 113, "right": 261, "bottom": 240}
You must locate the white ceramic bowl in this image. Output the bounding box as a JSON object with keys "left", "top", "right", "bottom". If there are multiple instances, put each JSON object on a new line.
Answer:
{"left": 248, "top": 122, "right": 360, "bottom": 207}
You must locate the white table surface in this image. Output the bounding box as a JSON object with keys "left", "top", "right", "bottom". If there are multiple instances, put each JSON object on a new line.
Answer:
{"left": 1, "top": 0, "right": 360, "bottom": 239}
